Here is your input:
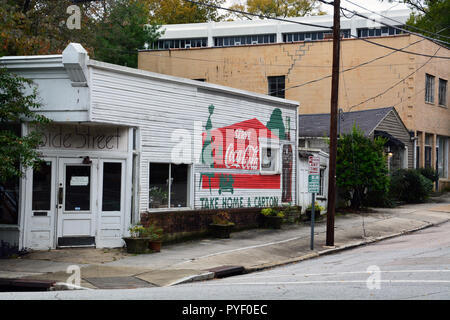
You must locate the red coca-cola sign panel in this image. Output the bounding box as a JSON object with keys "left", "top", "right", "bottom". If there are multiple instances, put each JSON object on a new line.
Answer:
{"left": 202, "top": 118, "right": 278, "bottom": 170}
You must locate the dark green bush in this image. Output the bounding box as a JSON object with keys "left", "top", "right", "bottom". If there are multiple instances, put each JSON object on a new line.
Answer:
{"left": 417, "top": 167, "right": 439, "bottom": 183}
{"left": 390, "top": 169, "right": 433, "bottom": 203}
{"left": 336, "top": 126, "right": 389, "bottom": 209}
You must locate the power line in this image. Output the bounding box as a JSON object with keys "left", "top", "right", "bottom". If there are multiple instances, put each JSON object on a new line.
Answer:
{"left": 344, "top": 0, "right": 450, "bottom": 41}
{"left": 184, "top": 0, "right": 333, "bottom": 30}
{"left": 346, "top": 46, "right": 441, "bottom": 112}
{"left": 182, "top": 0, "right": 450, "bottom": 59}
{"left": 318, "top": 0, "right": 450, "bottom": 47}
{"left": 282, "top": 38, "right": 426, "bottom": 93}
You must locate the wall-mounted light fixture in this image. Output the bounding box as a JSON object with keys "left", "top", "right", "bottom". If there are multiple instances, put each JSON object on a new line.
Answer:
{"left": 82, "top": 156, "right": 92, "bottom": 164}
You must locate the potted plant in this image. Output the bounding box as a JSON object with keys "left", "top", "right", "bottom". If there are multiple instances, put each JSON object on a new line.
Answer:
{"left": 123, "top": 224, "right": 150, "bottom": 254}
{"left": 209, "top": 211, "right": 235, "bottom": 238}
{"left": 142, "top": 222, "right": 164, "bottom": 252}
{"left": 149, "top": 187, "right": 168, "bottom": 208}
{"left": 261, "top": 208, "right": 284, "bottom": 229}
{"left": 305, "top": 202, "right": 325, "bottom": 221}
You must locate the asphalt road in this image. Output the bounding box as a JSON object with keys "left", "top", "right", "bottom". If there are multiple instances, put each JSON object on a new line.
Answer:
{"left": 1, "top": 221, "right": 450, "bottom": 300}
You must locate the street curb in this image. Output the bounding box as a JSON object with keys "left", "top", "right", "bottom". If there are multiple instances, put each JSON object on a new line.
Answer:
{"left": 241, "top": 218, "right": 450, "bottom": 276}
{"left": 51, "top": 282, "right": 93, "bottom": 291}
{"left": 170, "top": 217, "right": 450, "bottom": 283}
{"left": 166, "top": 271, "right": 215, "bottom": 287}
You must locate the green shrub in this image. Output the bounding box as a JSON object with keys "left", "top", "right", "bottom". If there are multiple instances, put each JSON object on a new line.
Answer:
{"left": 336, "top": 126, "right": 389, "bottom": 209}
{"left": 417, "top": 167, "right": 439, "bottom": 183}
{"left": 390, "top": 169, "right": 433, "bottom": 203}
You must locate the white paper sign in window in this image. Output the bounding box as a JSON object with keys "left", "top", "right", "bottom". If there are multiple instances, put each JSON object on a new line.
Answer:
{"left": 70, "top": 176, "right": 89, "bottom": 186}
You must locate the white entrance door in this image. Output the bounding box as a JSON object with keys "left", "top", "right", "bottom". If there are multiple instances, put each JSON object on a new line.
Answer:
{"left": 97, "top": 160, "right": 126, "bottom": 248}
{"left": 25, "top": 158, "right": 57, "bottom": 249}
{"left": 56, "top": 158, "right": 97, "bottom": 247}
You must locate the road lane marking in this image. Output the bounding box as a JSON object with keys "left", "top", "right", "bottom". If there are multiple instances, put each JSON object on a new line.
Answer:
{"left": 201, "top": 280, "right": 450, "bottom": 286}
{"left": 229, "top": 269, "right": 450, "bottom": 280}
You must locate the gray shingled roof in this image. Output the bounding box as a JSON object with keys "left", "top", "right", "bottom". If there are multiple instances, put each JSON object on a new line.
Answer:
{"left": 298, "top": 107, "right": 394, "bottom": 137}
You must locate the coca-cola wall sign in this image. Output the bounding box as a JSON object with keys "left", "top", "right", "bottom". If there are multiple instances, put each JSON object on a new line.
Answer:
{"left": 198, "top": 105, "right": 294, "bottom": 209}
{"left": 202, "top": 118, "right": 279, "bottom": 170}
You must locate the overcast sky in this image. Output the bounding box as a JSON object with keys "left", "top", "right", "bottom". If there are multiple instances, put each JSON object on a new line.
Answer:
{"left": 224, "top": 0, "right": 411, "bottom": 16}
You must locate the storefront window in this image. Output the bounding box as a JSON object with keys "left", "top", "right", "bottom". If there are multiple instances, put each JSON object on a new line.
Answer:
{"left": 32, "top": 161, "right": 52, "bottom": 211}
{"left": 0, "top": 176, "right": 19, "bottom": 225}
{"left": 170, "top": 164, "right": 188, "bottom": 208}
{"left": 149, "top": 163, "right": 188, "bottom": 208}
{"left": 149, "top": 163, "right": 169, "bottom": 208}
{"left": 0, "top": 123, "right": 20, "bottom": 224}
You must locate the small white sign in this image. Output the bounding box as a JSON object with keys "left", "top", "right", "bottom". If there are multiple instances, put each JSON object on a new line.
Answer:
{"left": 70, "top": 176, "right": 89, "bottom": 186}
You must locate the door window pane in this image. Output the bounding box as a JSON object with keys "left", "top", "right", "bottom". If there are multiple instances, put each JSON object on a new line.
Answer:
{"left": 102, "top": 162, "right": 122, "bottom": 211}
{"left": 65, "top": 165, "right": 91, "bottom": 211}
{"left": 32, "top": 161, "right": 52, "bottom": 211}
{"left": 171, "top": 164, "right": 188, "bottom": 208}
{"left": 149, "top": 163, "right": 169, "bottom": 208}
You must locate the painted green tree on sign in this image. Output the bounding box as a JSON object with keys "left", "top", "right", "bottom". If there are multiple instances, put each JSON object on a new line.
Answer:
{"left": 266, "top": 108, "right": 285, "bottom": 139}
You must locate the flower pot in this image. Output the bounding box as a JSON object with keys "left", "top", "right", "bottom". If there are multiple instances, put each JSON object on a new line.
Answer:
{"left": 149, "top": 240, "right": 162, "bottom": 252}
{"left": 264, "top": 216, "right": 283, "bottom": 229}
{"left": 305, "top": 210, "right": 321, "bottom": 221}
{"left": 123, "top": 237, "right": 150, "bottom": 254}
{"left": 209, "top": 224, "right": 234, "bottom": 238}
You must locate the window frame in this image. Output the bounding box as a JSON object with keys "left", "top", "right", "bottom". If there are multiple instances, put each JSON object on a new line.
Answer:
{"left": 267, "top": 75, "right": 286, "bottom": 99}
{"left": 148, "top": 162, "right": 191, "bottom": 210}
{"left": 438, "top": 78, "right": 447, "bottom": 107}
{"left": 425, "top": 73, "right": 435, "bottom": 104}
{"left": 318, "top": 167, "right": 326, "bottom": 197}
{"left": 259, "top": 138, "right": 281, "bottom": 175}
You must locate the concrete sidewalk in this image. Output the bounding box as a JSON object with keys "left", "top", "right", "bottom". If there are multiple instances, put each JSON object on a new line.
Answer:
{"left": 1, "top": 194, "right": 449, "bottom": 290}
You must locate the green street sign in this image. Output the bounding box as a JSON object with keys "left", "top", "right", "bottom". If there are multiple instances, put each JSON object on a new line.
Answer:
{"left": 308, "top": 174, "right": 320, "bottom": 193}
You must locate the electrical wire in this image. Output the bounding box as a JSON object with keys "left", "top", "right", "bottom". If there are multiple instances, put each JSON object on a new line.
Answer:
{"left": 344, "top": 0, "right": 450, "bottom": 40}
{"left": 318, "top": 0, "right": 450, "bottom": 47}
{"left": 184, "top": 0, "right": 333, "bottom": 30}
{"left": 281, "top": 38, "right": 426, "bottom": 93}
{"left": 347, "top": 46, "right": 441, "bottom": 112}
{"left": 182, "top": 0, "right": 450, "bottom": 59}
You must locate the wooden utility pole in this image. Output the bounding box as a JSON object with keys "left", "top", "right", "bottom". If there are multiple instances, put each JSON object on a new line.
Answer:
{"left": 326, "top": 0, "right": 340, "bottom": 246}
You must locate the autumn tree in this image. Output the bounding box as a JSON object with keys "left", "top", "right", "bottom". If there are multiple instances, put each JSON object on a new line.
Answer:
{"left": 0, "top": 0, "right": 100, "bottom": 56}
{"left": 228, "top": 0, "right": 326, "bottom": 20}
{"left": 94, "top": 0, "right": 162, "bottom": 67}
{"left": 145, "top": 0, "right": 227, "bottom": 24}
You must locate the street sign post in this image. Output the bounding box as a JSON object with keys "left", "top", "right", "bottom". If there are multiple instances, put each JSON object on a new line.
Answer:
{"left": 308, "top": 156, "right": 320, "bottom": 250}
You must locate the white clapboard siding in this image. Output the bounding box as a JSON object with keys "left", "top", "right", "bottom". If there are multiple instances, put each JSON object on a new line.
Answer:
{"left": 89, "top": 61, "right": 298, "bottom": 212}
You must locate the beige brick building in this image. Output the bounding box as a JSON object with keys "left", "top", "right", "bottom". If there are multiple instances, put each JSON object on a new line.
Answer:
{"left": 139, "top": 32, "right": 450, "bottom": 189}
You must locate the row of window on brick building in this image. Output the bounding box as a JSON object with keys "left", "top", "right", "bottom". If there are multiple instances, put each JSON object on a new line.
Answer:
{"left": 150, "top": 26, "right": 403, "bottom": 50}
